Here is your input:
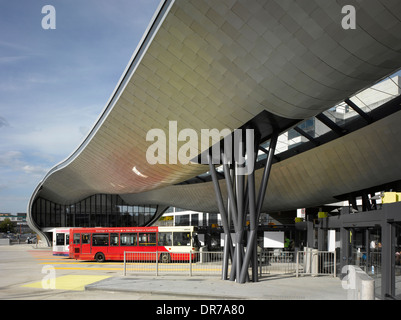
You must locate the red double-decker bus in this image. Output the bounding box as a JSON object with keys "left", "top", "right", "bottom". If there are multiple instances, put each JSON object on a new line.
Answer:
{"left": 69, "top": 226, "right": 199, "bottom": 262}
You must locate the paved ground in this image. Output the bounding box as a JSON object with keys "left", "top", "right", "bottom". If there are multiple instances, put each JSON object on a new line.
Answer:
{"left": 0, "top": 244, "right": 348, "bottom": 300}
{"left": 86, "top": 274, "right": 347, "bottom": 300}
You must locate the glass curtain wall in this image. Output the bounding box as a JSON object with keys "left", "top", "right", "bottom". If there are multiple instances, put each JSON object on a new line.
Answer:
{"left": 31, "top": 194, "right": 157, "bottom": 228}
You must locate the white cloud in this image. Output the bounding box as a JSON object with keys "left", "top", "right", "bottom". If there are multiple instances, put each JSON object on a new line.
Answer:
{"left": 22, "top": 164, "right": 49, "bottom": 176}
{"left": 0, "top": 150, "right": 49, "bottom": 178}
{"left": 0, "top": 151, "right": 24, "bottom": 169}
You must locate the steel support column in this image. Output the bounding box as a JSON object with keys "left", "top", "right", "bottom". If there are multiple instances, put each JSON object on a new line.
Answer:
{"left": 318, "top": 226, "right": 325, "bottom": 251}
{"left": 221, "top": 154, "right": 241, "bottom": 281}
{"left": 381, "top": 221, "right": 396, "bottom": 299}
{"left": 209, "top": 127, "right": 278, "bottom": 283}
{"left": 208, "top": 152, "right": 233, "bottom": 280}
{"left": 235, "top": 145, "right": 246, "bottom": 282}
{"left": 340, "top": 227, "right": 350, "bottom": 276}
{"left": 365, "top": 228, "right": 370, "bottom": 272}
{"left": 306, "top": 219, "right": 314, "bottom": 248}
{"left": 239, "top": 131, "right": 278, "bottom": 283}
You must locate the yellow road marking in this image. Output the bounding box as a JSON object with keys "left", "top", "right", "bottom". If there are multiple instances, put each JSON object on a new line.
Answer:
{"left": 53, "top": 267, "right": 123, "bottom": 271}
{"left": 22, "top": 275, "right": 110, "bottom": 291}
{"left": 37, "top": 259, "right": 72, "bottom": 262}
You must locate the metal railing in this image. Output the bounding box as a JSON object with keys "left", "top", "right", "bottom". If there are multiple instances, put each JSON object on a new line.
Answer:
{"left": 258, "top": 250, "right": 297, "bottom": 275}
{"left": 123, "top": 250, "right": 337, "bottom": 277}
{"left": 296, "top": 250, "right": 336, "bottom": 277}
{"left": 123, "top": 251, "right": 224, "bottom": 276}
{"left": 352, "top": 251, "right": 381, "bottom": 276}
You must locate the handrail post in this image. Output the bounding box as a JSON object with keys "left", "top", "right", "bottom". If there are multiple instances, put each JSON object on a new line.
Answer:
{"left": 296, "top": 251, "right": 299, "bottom": 278}
{"left": 123, "top": 251, "right": 126, "bottom": 276}
{"left": 156, "top": 251, "right": 158, "bottom": 276}
{"left": 334, "top": 250, "right": 336, "bottom": 278}
{"left": 189, "top": 250, "right": 192, "bottom": 277}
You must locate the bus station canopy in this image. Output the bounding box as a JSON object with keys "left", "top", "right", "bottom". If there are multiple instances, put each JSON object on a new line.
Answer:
{"left": 29, "top": 0, "right": 401, "bottom": 218}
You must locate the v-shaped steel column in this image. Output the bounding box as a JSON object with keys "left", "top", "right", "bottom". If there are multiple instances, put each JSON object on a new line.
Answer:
{"left": 208, "top": 152, "right": 233, "bottom": 280}
{"left": 208, "top": 129, "right": 278, "bottom": 283}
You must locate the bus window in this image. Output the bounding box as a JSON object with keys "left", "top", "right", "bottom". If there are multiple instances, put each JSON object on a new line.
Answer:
{"left": 121, "top": 233, "right": 137, "bottom": 246}
{"left": 56, "top": 233, "right": 64, "bottom": 246}
{"left": 110, "top": 233, "right": 119, "bottom": 246}
{"left": 158, "top": 232, "right": 172, "bottom": 246}
{"left": 139, "top": 233, "right": 156, "bottom": 246}
{"left": 73, "top": 233, "right": 80, "bottom": 245}
{"left": 66, "top": 235, "right": 69, "bottom": 246}
{"left": 173, "top": 232, "right": 191, "bottom": 246}
{"left": 82, "top": 234, "right": 90, "bottom": 244}
{"left": 92, "top": 233, "right": 109, "bottom": 246}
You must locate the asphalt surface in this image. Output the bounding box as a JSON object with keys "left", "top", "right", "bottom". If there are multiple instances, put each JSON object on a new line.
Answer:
{"left": 0, "top": 244, "right": 348, "bottom": 300}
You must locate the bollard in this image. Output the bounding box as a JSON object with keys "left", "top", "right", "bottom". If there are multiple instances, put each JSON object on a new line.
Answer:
{"left": 361, "top": 278, "right": 375, "bottom": 300}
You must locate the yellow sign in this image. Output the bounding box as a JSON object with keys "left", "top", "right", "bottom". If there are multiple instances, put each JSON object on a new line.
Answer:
{"left": 159, "top": 216, "right": 173, "bottom": 221}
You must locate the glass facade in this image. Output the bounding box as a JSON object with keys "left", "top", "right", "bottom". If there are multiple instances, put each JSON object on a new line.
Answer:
{"left": 253, "top": 74, "right": 401, "bottom": 171}
{"left": 175, "top": 214, "right": 190, "bottom": 226}
{"left": 282, "top": 74, "right": 401, "bottom": 154}
{"left": 155, "top": 210, "right": 221, "bottom": 228}
{"left": 31, "top": 194, "right": 157, "bottom": 228}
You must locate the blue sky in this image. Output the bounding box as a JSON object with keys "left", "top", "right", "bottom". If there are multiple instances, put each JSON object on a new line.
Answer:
{"left": 0, "top": 0, "right": 160, "bottom": 213}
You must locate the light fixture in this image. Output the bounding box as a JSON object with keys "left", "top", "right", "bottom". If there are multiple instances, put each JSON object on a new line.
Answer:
{"left": 132, "top": 166, "right": 148, "bottom": 178}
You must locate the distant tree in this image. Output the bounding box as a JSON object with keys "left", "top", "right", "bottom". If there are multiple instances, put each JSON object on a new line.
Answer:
{"left": 0, "top": 218, "right": 14, "bottom": 233}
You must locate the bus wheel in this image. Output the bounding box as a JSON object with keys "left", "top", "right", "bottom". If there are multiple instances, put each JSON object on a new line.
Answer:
{"left": 95, "top": 252, "right": 105, "bottom": 263}
{"left": 160, "top": 253, "right": 171, "bottom": 263}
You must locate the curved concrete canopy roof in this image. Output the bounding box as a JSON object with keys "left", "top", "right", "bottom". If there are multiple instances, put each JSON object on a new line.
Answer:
{"left": 121, "top": 109, "right": 401, "bottom": 213}
{"left": 29, "top": 1, "right": 401, "bottom": 217}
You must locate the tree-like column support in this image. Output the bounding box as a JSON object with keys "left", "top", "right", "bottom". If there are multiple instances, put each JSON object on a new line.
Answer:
{"left": 208, "top": 129, "right": 278, "bottom": 283}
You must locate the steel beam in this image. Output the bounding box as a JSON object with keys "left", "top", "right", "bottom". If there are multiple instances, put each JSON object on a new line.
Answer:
{"left": 316, "top": 113, "right": 346, "bottom": 136}
{"left": 293, "top": 126, "right": 319, "bottom": 146}
{"left": 256, "top": 132, "right": 279, "bottom": 219}
{"left": 344, "top": 98, "right": 372, "bottom": 124}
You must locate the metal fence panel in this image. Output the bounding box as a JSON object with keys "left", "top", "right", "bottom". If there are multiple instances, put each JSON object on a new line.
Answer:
{"left": 352, "top": 251, "right": 381, "bottom": 276}
{"left": 123, "top": 250, "right": 337, "bottom": 277}
{"left": 258, "top": 251, "right": 297, "bottom": 275}
{"left": 123, "top": 251, "right": 158, "bottom": 275}
{"left": 296, "top": 250, "right": 336, "bottom": 277}
{"left": 123, "top": 251, "right": 224, "bottom": 276}
{"left": 192, "top": 251, "right": 224, "bottom": 276}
